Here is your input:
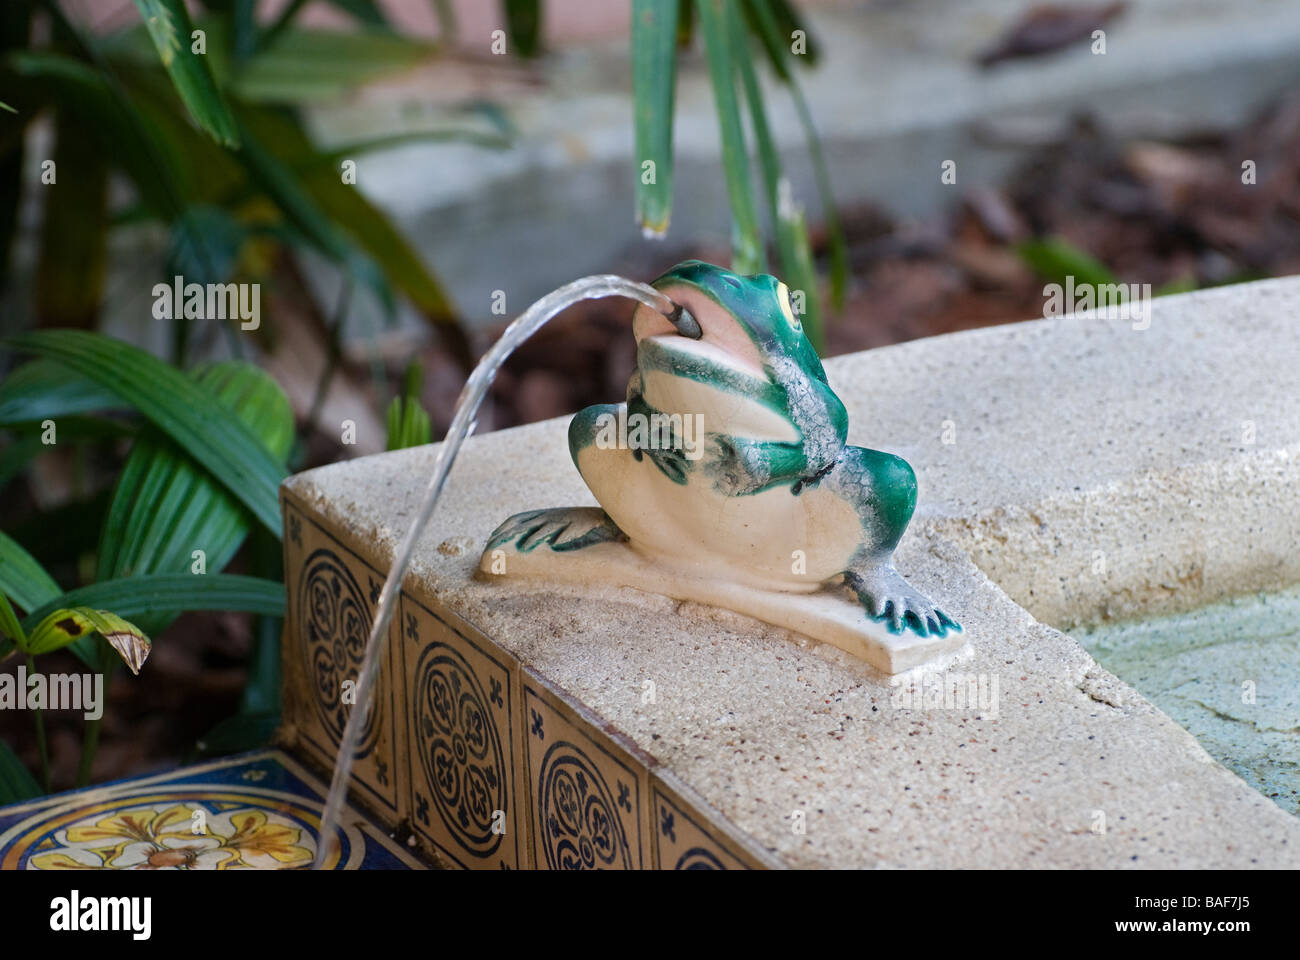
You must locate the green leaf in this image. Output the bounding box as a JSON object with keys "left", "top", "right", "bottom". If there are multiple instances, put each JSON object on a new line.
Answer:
{"left": 98, "top": 361, "right": 292, "bottom": 595}
{"left": 238, "top": 105, "right": 457, "bottom": 323}
{"left": 503, "top": 0, "right": 543, "bottom": 57}
{"left": 728, "top": 1, "right": 823, "bottom": 350}
{"left": 226, "top": 27, "right": 437, "bottom": 103}
{"left": 695, "top": 0, "right": 765, "bottom": 274}
{"left": 0, "top": 493, "right": 113, "bottom": 635}
{"left": 0, "top": 530, "right": 61, "bottom": 618}
{"left": 26, "top": 607, "right": 152, "bottom": 674}
{"left": 0, "top": 359, "right": 126, "bottom": 427}
{"left": 385, "top": 395, "right": 431, "bottom": 450}
{"left": 632, "top": 0, "right": 680, "bottom": 237}
{"left": 0, "top": 100, "right": 14, "bottom": 114}
{"left": 109, "top": 59, "right": 247, "bottom": 210}
{"left": 243, "top": 623, "right": 281, "bottom": 712}
{"left": 0, "top": 592, "right": 25, "bottom": 652}
{"left": 386, "top": 360, "right": 432, "bottom": 450}
{"left": 0, "top": 738, "right": 41, "bottom": 804}
{"left": 742, "top": 0, "right": 846, "bottom": 308}
{"left": 232, "top": 113, "right": 396, "bottom": 320}
{"left": 6, "top": 331, "right": 288, "bottom": 537}
{"left": 163, "top": 207, "right": 249, "bottom": 361}
{"left": 20, "top": 574, "right": 285, "bottom": 663}
{"left": 1016, "top": 236, "right": 1118, "bottom": 289}
{"left": 740, "top": 0, "right": 819, "bottom": 79}
{"left": 231, "top": 0, "right": 257, "bottom": 63}
{"left": 130, "top": 0, "right": 240, "bottom": 146}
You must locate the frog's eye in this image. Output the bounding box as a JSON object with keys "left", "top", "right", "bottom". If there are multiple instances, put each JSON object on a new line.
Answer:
{"left": 777, "top": 282, "right": 801, "bottom": 331}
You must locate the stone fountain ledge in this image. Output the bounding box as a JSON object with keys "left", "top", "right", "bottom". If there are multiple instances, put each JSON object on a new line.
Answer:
{"left": 279, "top": 277, "right": 1300, "bottom": 869}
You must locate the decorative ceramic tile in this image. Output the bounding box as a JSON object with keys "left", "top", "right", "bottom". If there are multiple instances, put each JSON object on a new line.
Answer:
{"left": 400, "top": 592, "right": 525, "bottom": 869}
{"left": 650, "top": 771, "right": 778, "bottom": 870}
{"left": 522, "top": 670, "right": 651, "bottom": 870}
{"left": 282, "top": 496, "right": 406, "bottom": 821}
{"left": 0, "top": 750, "right": 424, "bottom": 869}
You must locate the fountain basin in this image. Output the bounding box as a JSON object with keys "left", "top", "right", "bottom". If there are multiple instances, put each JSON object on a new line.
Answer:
{"left": 278, "top": 277, "right": 1300, "bottom": 868}
{"left": 1074, "top": 589, "right": 1300, "bottom": 818}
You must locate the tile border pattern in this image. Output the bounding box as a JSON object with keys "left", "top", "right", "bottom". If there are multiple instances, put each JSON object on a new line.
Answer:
{"left": 281, "top": 488, "right": 782, "bottom": 870}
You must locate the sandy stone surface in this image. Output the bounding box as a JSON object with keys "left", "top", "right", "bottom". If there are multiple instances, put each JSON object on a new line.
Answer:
{"left": 285, "top": 277, "right": 1300, "bottom": 867}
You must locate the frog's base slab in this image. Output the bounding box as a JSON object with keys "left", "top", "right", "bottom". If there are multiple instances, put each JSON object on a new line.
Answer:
{"left": 477, "top": 539, "right": 965, "bottom": 675}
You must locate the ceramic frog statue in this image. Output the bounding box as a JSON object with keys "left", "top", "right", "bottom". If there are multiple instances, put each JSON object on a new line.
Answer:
{"left": 485, "top": 260, "right": 958, "bottom": 638}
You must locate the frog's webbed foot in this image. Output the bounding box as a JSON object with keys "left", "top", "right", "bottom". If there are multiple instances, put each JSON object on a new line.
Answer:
{"left": 843, "top": 562, "right": 961, "bottom": 637}
{"left": 486, "top": 507, "right": 626, "bottom": 554}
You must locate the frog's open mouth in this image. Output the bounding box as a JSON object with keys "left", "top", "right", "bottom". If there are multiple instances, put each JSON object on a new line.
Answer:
{"left": 664, "top": 302, "right": 702, "bottom": 339}
{"left": 636, "top": 282, "right": 768, "bottom": 379}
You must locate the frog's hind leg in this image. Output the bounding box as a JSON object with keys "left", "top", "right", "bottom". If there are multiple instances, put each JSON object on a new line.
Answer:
{"left": 844, "top": 561, "right": 961, "bottom": 637}
{"left": 828, "top": 446, "right": 961, "bottom": 637}
{"left": 484, "top": 402, "right": 632, "bottom": 556}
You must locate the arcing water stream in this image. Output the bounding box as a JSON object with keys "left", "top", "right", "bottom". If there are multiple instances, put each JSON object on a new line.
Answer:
{"left": 313, "top": 276, "right": 697, "bottom": 867}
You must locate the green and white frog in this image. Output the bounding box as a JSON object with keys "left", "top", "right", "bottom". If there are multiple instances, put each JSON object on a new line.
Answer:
{"left": 486, "top": 260, "right": 958, "bottom": 638}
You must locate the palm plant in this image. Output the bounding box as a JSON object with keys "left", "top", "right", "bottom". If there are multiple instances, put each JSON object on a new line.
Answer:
{"left": 0, "top": 0, "right": 491, "bottom": 801}
{"left": 0, "top": 0, "right": 846, "bottom": 802}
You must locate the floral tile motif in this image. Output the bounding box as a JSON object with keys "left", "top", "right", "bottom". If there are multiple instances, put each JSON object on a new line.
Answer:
{"left": 0, "top": 750, "right": 424, "bottom": 870}
{"left": 651, "top": 771, "right": 777, "bottom": 870}
{"left": 281, "top": 498, "right": 406, "bottom": 820}
{"left": 401, "top": 593, "right": 523, "bottom": 869}
{"left": 522, "top": 670, "right": 650, "bottom": 870}
{"left": 278, "top": 493, "right": 784, "bottom": 870}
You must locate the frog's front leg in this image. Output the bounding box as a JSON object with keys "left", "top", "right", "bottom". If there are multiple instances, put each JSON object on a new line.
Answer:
{"left": 822, "top": 446, "right": 961, "bottom": 637}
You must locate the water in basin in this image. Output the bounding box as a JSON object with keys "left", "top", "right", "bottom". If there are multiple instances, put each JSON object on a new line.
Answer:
{"left": 1073, "top": 588, "right": 1300, "bottom": 816}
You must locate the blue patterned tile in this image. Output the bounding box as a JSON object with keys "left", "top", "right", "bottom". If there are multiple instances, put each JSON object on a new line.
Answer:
{"left": 282, "top": 499, "right": 405, "bottom": 819}
{"left": 402, "top": 593, "right": 523, "bottom": 869}
{"left": 522, "top": 671, "right": 650, "bottom": 870}
{"left": 0, "top": 750, "right": 424, "bottom": 870}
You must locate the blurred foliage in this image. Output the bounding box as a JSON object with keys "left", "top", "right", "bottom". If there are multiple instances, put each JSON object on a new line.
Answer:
{"left": 633, "top": 0, "right": 846, "bottom": 349}
{"left": 1017, "top": 236, "right": 1203, "bottom": 300}
{"left": 1016, "top": 236, "right": 1121, "bottom": 290}
{"left": 0, "top": 0, "right": 851, "bottom": 797}
{"left": 0, "top": 0, "right": 497, "bottom": 794}
{"left": 0, "top": 0, "right": 505, "bottom": 352}
{"left": 386, "top": 360, "right": 432, "bottom": 450}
